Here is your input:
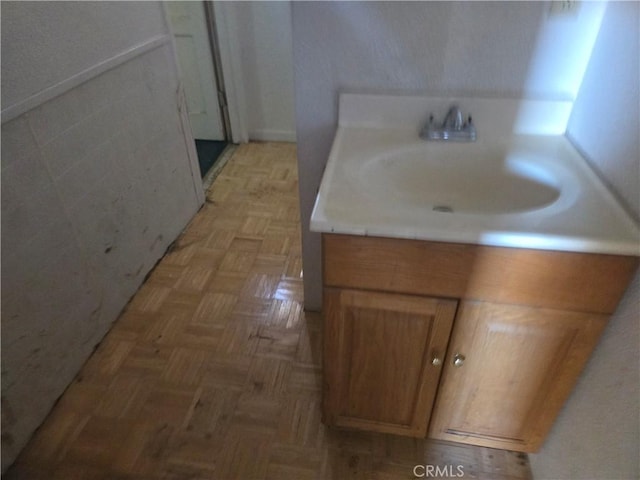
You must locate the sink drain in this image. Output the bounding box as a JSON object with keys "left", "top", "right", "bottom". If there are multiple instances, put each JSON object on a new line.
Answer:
{"left": 432, "top": 205, "right": 454, "bottom": 213}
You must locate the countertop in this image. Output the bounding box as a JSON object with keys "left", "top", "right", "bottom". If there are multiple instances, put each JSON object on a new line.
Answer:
{"left": 310, "top": 94, "right": 640, "bottom": 256}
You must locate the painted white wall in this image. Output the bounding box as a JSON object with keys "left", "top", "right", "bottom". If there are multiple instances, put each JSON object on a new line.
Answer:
{"left": 291, "top": 0, "right": 611, "bottom": 311}
{"left": 217, "top": 1, "right": 296, "bottom": 142}
{"left": 530, "top": 3, "right": 639, "bottom": 479}
{"left": 565, "top": 2, "right": 639, "bottom": 221}
{"left": 1, "top": 1, "right": 167, "bottom": 109}
{"left": 1, "top": 1, "right": 202, "bottom": 470}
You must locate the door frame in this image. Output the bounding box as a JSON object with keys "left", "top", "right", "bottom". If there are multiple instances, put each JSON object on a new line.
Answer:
{"left": 208, "top": 2, "right": 249, "bottom": 144}
{"left": 203, "top": 1, "right": 232, "bottom": 141}
{"left": 163, "top": 1, "right": 247, "bottom": 144}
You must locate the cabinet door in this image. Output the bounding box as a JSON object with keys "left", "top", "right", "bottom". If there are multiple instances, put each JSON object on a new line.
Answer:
{"left": 428, "top": 301, "right": 607, "bottom": 452}
{"left": 323, "top": 288, "right": 457, "bottom": 437}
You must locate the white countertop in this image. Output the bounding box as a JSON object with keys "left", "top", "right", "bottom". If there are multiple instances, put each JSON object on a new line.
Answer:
{"left": 310, "top": 94, "right": 640, "bottom": 256}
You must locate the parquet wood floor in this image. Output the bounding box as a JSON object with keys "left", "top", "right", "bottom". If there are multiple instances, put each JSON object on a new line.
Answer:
{"left": 6, "top": 143, "right": 532, "bottom": 480}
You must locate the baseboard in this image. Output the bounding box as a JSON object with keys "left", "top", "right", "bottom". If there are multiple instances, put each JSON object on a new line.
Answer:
{"left": 248, "top": 129, "right": 297, "bottom": 143}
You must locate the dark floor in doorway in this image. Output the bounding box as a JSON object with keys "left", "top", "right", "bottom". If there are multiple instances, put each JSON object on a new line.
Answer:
{"left": 195, "top": 139, "right": 227, "bottom": 178}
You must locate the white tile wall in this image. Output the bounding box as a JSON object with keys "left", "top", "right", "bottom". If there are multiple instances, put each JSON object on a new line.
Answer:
{"left": 1, "top": 43, "right": 202, "bottom": 468}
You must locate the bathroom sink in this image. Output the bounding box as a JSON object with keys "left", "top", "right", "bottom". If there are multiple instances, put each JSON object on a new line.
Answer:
{"left": 359, "top": 143, "right": 561, "bottom": 215}
{"left": 310, "top": 94, "right": 639, "bottom": 255}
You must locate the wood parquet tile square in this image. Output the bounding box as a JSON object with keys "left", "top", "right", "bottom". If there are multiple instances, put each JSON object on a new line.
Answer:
{"left": 7, "top": 143, "right": 532, "bottom": 479}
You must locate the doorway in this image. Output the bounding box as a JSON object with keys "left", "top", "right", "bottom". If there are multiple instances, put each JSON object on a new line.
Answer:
{"left": 167, "top": 1, "right": 230, "bottom": 179}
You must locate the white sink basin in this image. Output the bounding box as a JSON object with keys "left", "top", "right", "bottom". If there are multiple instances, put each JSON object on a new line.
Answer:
{"left": 310, "top": 94, "right": 640, "bottom": 255}
{"left": 359, "top": 143, "right": 561, "bottom": 215}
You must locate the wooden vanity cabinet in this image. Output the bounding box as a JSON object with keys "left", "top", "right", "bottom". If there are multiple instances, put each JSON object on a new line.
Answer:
{"left": 322, "top": 233, "right": 638, "bottom": 452}
{"left": 323, "top": 288, "right": 457, "bottom": 437}
{"left": 428, "top": 301, "right": 607, "bottom": 452}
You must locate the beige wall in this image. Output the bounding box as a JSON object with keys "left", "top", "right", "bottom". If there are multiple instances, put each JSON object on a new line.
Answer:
{"left": 1, "top": 2, "right": 202, "bottom": 470}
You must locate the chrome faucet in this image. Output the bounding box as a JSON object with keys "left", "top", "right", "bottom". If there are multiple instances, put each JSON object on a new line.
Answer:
{"left": 420, "top": 104, "right": 476, "bottom": 142}
{"left": 442, "top": 105, "right": 464, "bottom": 130}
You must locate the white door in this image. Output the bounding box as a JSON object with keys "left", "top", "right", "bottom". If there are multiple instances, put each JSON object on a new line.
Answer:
{"left": 167, "top": 1, "right": 225, "bottom": 141}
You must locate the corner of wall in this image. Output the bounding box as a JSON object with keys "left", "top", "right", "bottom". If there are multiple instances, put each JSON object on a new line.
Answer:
{"left": 531, "top": 2, "right": 640, "bottom": 478}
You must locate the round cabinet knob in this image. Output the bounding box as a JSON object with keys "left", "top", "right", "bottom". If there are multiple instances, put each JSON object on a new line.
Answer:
{"left": 453, "top": 353, "right": 466, "bottom": 367}
{"left": 432, "top": 357, "right": 441, "bottom": 366}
